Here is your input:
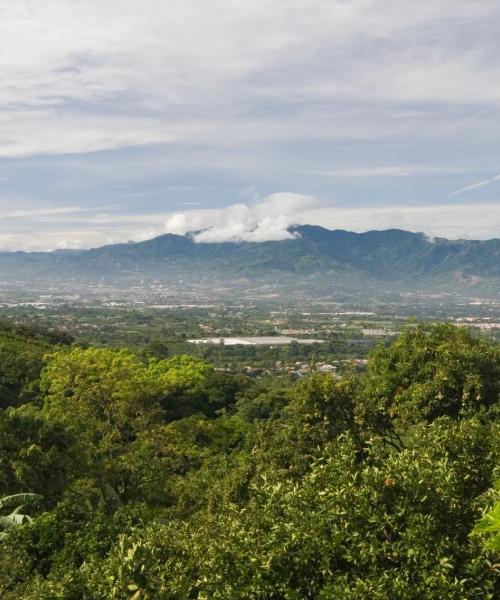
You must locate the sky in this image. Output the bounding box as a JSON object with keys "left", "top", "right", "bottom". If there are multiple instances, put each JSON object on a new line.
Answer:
{"left": 1, "top": 0, "right": 500, "bottom": 250}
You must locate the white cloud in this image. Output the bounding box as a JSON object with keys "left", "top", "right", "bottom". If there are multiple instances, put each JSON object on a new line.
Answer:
{"left": 0, "top": 225, "right": 160, "bottom": 252}
{"left": 0, "top": 111, "right": 185, "bottom": 158}
{"left": 1, "top": 1, "right": 500, "bottom": 157}
{"left": 1, "top": 192, "right": 499, "bottom": 251}
{"left": 1, "top": 1, "right": 500, "bottom": 247}
{"left": 164, "top": 194, "right": 500, "bottom": 242}
{"left": 165, "top": 194, "right": 317, "bottom": 242}
{"left": 0, "top": 206, "right": 87, "bottom": 219}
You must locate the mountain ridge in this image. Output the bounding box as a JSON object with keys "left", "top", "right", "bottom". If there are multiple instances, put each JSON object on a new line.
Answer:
{"left": 1, "top": 226, "right": 499, "bottom": 297}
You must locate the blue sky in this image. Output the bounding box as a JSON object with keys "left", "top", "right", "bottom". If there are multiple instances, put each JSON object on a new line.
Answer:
{"left": 1, "top": 0, "right": 500, "bottom": 249}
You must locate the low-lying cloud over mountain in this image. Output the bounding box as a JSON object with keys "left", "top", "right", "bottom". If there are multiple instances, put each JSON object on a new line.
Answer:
{"left": 164, "top": 194, "right": 500, "bottom": 244}
{"left": 164, "top": 194, "right": 312, "bottom": 243}
{"left": 1, "top": 193, "right": 500, "bottom": 251}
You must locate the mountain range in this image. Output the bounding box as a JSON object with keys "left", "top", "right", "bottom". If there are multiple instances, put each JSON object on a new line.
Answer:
{"left": 1, "top": 226, "right": 499, "bottom": 299}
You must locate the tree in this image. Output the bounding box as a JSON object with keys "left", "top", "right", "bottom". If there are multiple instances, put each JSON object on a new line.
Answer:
{"left": 82, "top": 419, "right": 499, "bottom": 599}
{"left": 41, "top": 348, "right": 164, "bottom": 511}
{"left": 39, "top": 349, "right": 224, "bottom": 509}
{"left": 1, "top": 323, "right": 498, "bottom": 599}
{"left": 0, "top": 405, "right": 80, "bottom": 502}
{"left": 0, "top": 331, "right": 48, "bottom": 408}
{"left": 360, "top": 322, "right": 500, "bottom": 433}
{"left": 41, "top": 347, "right": 161, "bottom": 433}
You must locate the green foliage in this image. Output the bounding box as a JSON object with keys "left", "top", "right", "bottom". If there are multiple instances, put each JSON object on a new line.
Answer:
{"left": 39, "top": 349, "right": 228, "bottom": 511}
{"left": 0, "top": 320, "right": 73, "bottom": 409}
{"left": 0, "top": 320, "right": 74, "bottom": 346}
{"left": 0, "top": 493, "right": 43, "bottom": 540}
{"left": 0, "top": 331, "right": 47, "bottom": 407}
{"left": 0, "top": 322, "right": 498, "bottom": 598}
{"left": 82, "top": 420, "right": 499, "bottom": 599}
{"left": 245, "top": 373, "right": 363, "bottom": 478}
{"left": 41, "top": 347, "right": 161, "bottom": 431}
{"left": 0, "top": 493, "right": 43, "bottom": 511}
{"left": 0, "top": 405, "right": 80, "bottom": 501}
{"left": 236, "top": 388, "right": 290, "bottom": 422}
{"left": 362, "top": 322, "right": 500, "bottom": 430}
{"left": 472, "top": 484, "right": 500, "bottom": 553}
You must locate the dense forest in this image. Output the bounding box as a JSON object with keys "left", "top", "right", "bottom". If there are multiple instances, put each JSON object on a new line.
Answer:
{"left": 0, "top": 319, "right": 499, "bottom": 598}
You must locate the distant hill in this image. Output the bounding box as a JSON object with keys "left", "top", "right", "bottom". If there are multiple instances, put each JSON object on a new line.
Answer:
{"left": 1, "top": 226, "right": 499, "bottom": 298}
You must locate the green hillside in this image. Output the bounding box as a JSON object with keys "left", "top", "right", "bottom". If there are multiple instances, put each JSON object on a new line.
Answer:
{"left": 0, "top": 322, "right": 498, "bottom": 598}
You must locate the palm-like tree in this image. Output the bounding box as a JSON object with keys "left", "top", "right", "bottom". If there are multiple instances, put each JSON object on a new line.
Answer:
{"left": 0, "top": 493, "right": 43, "bottom": 540}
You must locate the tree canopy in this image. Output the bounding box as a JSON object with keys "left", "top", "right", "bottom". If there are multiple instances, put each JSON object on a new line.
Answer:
{"left": 0, "top": 322, "right": 498, "bottom": 598}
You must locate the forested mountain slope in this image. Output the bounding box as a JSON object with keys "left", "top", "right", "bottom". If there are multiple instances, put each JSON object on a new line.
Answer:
{"left": 1, "top": 227, "right": 499, "bottom": 295}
